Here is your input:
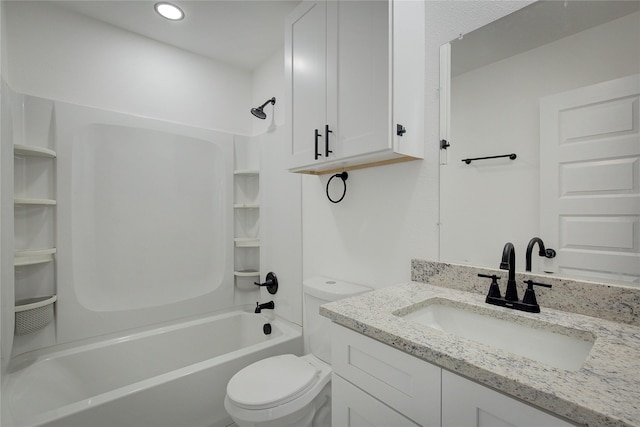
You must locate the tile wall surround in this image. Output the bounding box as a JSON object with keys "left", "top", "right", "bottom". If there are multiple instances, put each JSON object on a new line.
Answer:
{"left": 411, "top": 259, "right": 640, "bottom": 327}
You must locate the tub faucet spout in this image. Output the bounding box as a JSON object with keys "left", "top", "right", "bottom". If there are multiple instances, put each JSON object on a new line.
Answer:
{"left": 255, "top": 301, "right": 275, "bottom": 313}
{"left": 500, "top": 242, "right": 518, "bottom": 301}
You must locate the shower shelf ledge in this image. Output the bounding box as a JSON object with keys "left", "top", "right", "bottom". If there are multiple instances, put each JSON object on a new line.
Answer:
{"left": 234, "top": 270, "right": 260, "bottom": 277}
{"left": 15, "top": 295, "right": 57, "bottom": 336}
{"left": 234, "top": 238, "right": 260, "bottom": 248}
{"left": 234, "top": 170, "right": 259, "bottom": 176}
{"left": 14, "top": 144, "right": 57, "bottom": 158}
{"left": 14, "top": 198, "right": 57, "bottom": 206}
{"left": 14, "top": 248, "right": 57, "bottom": 267}
{"left": 234, "top": 203, "right": 259, "bottom": 209}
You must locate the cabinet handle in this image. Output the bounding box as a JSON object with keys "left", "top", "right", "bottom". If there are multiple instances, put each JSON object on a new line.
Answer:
{"left": 325, "top": 124, "right": 333, "bottom": 157}
{"left": 397, "top": 124, "right": 407, "bottom": 136}
{"left": 314, "top": 129, "right": 322, "bottom": 160}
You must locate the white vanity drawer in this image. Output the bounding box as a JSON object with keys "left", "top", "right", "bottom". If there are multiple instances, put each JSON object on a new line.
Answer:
{"left": 331, "top": 324, "right": 441, "bottom": 427}
{"left": 332, "top": 374, "right": 420, "bottom": 427}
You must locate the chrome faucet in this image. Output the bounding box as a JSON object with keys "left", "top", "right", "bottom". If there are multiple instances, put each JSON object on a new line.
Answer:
{"left": 500, "top": 242, "right": 518, "bottom": 301}
{"left": 525, "top": 237, "right": 556, "bottom": 272}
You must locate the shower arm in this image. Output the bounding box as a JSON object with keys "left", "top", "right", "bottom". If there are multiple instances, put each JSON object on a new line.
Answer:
{"left": 257, "top": 97, "right": 276, "bottom": 110}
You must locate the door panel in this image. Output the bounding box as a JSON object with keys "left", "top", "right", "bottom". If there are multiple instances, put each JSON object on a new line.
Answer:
{"left": 540, "top": 74, "right": 640, "bottom": 284}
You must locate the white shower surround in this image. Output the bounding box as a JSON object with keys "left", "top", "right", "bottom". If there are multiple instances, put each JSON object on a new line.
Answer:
{"left": 54, "top": 101, "right": 235, "bottom": 344}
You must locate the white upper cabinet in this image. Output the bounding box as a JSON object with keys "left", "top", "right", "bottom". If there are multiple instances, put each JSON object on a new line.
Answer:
{"left": 285, "top": 0, "right": 425, "bottom": 175}
{"left": 286, "top": 1, "right": 328, "bottom": 168}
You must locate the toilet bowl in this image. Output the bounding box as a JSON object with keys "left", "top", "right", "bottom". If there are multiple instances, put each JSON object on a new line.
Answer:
{"left": 224, "top": 354, "right": 331, "bottom": 427}
{"left": 224, "top": 277, "right": 371, "bottom": 427}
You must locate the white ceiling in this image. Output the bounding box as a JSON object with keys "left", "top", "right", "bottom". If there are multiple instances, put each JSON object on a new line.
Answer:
{"left": 451, "top": 0, "right": 640, "bottom": 76}
{"left": 55, "top": 0, "right": 301, "bottom": 71}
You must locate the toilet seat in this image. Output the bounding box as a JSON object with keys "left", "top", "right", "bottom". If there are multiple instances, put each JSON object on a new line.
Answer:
{"left": 226, "top": 354, "right": 320, "bottom": 410}
{"left": 225, "top": 354, "right": 332, "bottom": 425}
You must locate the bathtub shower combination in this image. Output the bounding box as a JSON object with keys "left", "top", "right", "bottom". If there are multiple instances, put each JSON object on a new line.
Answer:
{"left": 2, "top": 93, "right": 302, "bottom": 427}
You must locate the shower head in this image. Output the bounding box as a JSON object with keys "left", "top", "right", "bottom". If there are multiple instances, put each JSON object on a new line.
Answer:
{"left": 251, "top": 97, "right": 276, "bottom": 120}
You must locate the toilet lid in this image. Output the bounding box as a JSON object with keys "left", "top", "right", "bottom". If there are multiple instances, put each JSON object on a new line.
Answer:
{"left": 227, "top": 354, "right": 320, "bottom": 410}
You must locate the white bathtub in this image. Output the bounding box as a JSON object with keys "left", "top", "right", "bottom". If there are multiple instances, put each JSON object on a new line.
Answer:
{"left": 2, "top": 310, "right": 302, "bottom": 427}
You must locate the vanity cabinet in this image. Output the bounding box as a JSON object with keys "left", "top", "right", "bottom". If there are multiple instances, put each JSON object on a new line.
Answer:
{"left": 331, "top": 324, "right": 575, "bottom": 427}
{"left": 284, "top": 0, "right": 424, "bottom": 175}
{"left": 442, "top": 370, "right": 573, "bottom": 427}
{"left": 331, "top": 324, "right": 441, "bottom": 427}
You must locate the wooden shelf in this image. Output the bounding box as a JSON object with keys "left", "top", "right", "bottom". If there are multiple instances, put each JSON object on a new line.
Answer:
{"left": 14, "top": 144, "right": 56, "bottom": 158}
{"left": 14, "top": 248, "right": 56, "bottom": 267}
{"left": 14, "top": 198, "right": 57, "bottom": 206}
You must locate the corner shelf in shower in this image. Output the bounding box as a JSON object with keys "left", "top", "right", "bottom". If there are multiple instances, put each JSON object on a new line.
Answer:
{"left": 234, "top": 170, "right": 259, "bottom": 176}
{"left": 14, "top": 144, "right": 57, "bottom": 158}
{"left": 234, "top": 238, "right": 260, "bottom": 248}
{"left": 14, "top": 198, "right": 57, "bottom": 206}
{"left": 233, "top": 162, "right": 260, "bottom": 291}
{"left": 14, "top": 295, "right": 57, "bottom": 335}
{"left": 234, "top": 270, "right": 260, "bottom": 277}
{"left": 14, "top": 248, "right": 57, "bottom": 267}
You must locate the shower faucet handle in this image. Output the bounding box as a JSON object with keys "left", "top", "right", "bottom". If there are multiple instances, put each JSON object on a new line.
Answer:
{"left": 254, "top": 272, "right": 278, "bottom": 295}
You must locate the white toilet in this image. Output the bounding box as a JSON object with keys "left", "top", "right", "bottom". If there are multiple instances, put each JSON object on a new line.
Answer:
{"left": 224, "top": 277, "right": 371, "bottom": 427}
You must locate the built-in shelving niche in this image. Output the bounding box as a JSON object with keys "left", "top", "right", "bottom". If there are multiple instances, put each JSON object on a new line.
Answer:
{"left": 233, "top": 139, "right": 261, "bottom": 293}
{"left": 12, "top": 94, "right": 58, "bottom": 343}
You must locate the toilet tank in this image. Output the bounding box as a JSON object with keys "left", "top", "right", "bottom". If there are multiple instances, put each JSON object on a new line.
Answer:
{"left": 303, "top": 277, "right": 371, "bottom": 363}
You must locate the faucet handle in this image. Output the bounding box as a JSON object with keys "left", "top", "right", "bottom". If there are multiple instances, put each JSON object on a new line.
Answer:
{"left": 478, "top": 274, "right": 502, "bottom": 299}
{"left": 523, "top": 279, "right": 552, "bottom": 289}
{"left": 522, "top": 280, "right": 552, "bottom": 307}
{"left": 254, "top": 272, "right": 279, "bottom": 295}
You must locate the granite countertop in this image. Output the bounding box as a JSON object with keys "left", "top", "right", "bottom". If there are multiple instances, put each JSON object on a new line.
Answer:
{"left": 320, "top": 282, "right": 640, "bottom": 427}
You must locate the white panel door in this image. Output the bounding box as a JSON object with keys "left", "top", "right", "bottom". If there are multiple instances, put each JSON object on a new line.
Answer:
{"left": 540, "top": 74, "right": 640, "bottom": 284}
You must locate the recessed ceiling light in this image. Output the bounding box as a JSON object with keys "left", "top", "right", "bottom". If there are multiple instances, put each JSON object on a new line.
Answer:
{"left": 154, "top": 2, "right": 184, "bottom": 21}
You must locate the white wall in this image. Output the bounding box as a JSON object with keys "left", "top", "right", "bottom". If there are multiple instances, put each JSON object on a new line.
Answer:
{"left": 4, "top": 1, "right": 252, "bottom": 135}
{"left": 301, "top": 1, "right": 533, "bottom": 289}
{"left": 251, "top": 47, "right": 286, "bottom": 136}
{"left": 442, "top": 11, "right": 640, "bottom": 271}
{"left": 251, "top": 50, "right": 303, "bottom": 325}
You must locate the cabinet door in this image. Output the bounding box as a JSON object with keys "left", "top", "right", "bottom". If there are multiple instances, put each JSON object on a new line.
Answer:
{"left": 331, "top": 0, "right": 390, "bottom": 160}
{"left": 332, "top": 374, "right": 420, "bottom": 427}
{"left": 285, "top": 0, "right": 327, "bottom": 169}
{"left": 332, "top": 324, "right": 441, "bottom": 427}
{"left": 442, "top": 370, "right": 574, "bottom": 427}
{"left": 391, "top": 0, "right": 425, "bottom": 159}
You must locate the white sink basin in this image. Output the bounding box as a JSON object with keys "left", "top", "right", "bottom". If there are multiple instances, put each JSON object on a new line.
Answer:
{"left": 399, "top": 301, "right": 594, "bottom": 371}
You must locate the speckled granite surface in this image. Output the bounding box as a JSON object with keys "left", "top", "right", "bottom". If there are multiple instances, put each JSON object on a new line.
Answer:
{"left": 412, "top": 260, "right": 640, "bottom": 327}
{"left": 321, "top": 282, "right": 640, "bottom": 427}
